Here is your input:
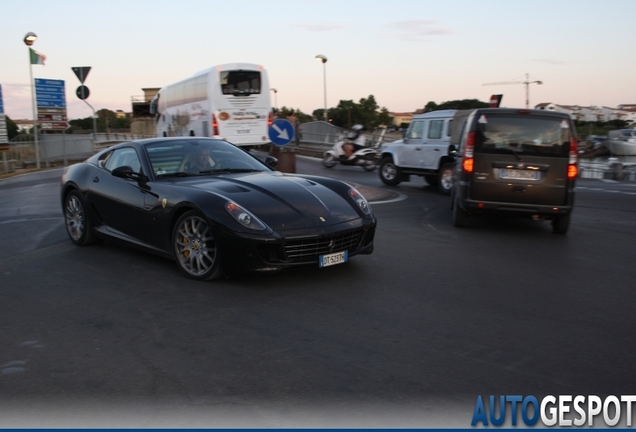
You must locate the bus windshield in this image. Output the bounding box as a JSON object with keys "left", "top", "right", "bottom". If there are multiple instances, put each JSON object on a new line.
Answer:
{"left": 221, "top": 71, "right": 261, "bottom": 96}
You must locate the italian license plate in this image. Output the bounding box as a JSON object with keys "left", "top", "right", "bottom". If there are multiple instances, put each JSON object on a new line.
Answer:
{"left": 319, "top": 250, "right": 348, "bottom": 268}
{"left": 499, "top": 169, "right": 540, "bottom": 180}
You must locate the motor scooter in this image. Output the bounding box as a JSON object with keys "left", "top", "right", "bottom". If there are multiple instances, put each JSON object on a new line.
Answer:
{"left": 322, "top": 134, "right": 381, "bottom": 171}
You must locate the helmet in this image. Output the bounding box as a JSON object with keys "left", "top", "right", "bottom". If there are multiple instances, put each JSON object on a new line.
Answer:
{"left": 352, "top": 124, "right": 363, "bottom": 131}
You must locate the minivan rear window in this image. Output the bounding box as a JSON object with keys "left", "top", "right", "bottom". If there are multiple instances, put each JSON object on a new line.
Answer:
{"left": 474, "top": 114, "right": 571, "bottom": 158}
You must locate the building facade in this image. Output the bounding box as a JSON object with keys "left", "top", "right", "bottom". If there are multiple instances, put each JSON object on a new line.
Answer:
{"left": 535, "top": 102, "right": 636, "bottom": 123}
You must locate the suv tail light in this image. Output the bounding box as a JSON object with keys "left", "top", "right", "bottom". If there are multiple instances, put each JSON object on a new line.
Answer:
{"left": 212, "top": 114, "right": 219, "bottom": 136}
{"left": 462, "top": 131, "right": 475, "bottom": 173}
{"left": 567, "top": 136, "right": 578, "bottom": 179}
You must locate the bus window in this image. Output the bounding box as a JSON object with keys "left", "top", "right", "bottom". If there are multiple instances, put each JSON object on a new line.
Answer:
{"left": 221, "top": 71, "right": 261, "bottom": 96}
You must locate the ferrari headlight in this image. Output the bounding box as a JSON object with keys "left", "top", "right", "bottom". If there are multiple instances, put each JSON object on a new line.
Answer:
{"left": 348, "top": 187, "right": 372, "bottom": 215}
{"left": 225, "top": 202, "right": 268, "bottom": 231}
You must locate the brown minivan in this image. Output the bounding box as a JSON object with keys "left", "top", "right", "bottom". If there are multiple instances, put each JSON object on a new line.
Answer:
{"left": 451, "top": 108, "right": 578, "bottom": 234}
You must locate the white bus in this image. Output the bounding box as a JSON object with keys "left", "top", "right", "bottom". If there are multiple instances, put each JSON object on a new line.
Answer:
{"left": 151, "top": 63, "right": 272, "bottom": 146}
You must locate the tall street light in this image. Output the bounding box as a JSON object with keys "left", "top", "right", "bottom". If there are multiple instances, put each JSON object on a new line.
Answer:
{"left": 315, "top": 55, "right": 327, "bottom": 121}
{"left": 270, "top": 88, "right": 278, "bottom": 112}
{"left": 24, "top": 32, "right": 40, "bottom": 168}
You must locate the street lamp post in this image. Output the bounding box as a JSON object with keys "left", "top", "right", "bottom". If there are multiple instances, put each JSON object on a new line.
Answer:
{"left": 270, "top": 88, "right": 278, "bottom": 112}
{"left": 315, "top": 55, "right": 327, "bottom": 121}
{"left": 24, "top": 32, "right": 40, "bottom": 169}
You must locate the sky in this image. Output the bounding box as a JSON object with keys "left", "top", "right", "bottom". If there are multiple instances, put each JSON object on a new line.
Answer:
{"left": 1, "top": 0, "right": 635, "bottom": 121}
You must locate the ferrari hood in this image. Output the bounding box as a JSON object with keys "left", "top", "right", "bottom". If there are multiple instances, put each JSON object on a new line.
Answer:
{"left": 186, "top": 173, "right": 362, "bottom": 230}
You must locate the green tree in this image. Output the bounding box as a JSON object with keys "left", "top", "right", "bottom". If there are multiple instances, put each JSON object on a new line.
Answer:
{"left": 328, "top": 99, "right": 357, "bottom": 128}
{"left": 276, "top": 107, "right": 312, "bottom": 123}
{"left": 607, "top": 119, "right": 629, "bottom": 129}
{"left": 377, "top": 107, "right": 393, "bottom": 128}
{"left": 4, "top": 116, "right": 18, "bottom": 140}
{"left": 423, "top": 101, "right": 438, "bottom": 112}
{"left": 96, "top": 109, "right": 117, "bottom": 132}
{"left": 423, "top": 99, "right": 489, "bottom": 112}
{"left": 312, "top": 108, "right": 327, "bottom": 121}
{"left": 69, "top": 116, "right": 94, "bottom": 130}
{"left": 326, "top": 95, "right": 393, "bottom": 130}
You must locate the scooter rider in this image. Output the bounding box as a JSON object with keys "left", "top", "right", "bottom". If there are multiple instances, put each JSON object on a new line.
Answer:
{"left": 344, "top": 124, "right": 366, "bottom": 159}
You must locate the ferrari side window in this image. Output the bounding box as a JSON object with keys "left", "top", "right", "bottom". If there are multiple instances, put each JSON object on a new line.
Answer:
{"left": 105, "top": 148, "right": 142, "bottom": 173}
{"left": 97, "top": 150, "right": 113, "bottom": 169}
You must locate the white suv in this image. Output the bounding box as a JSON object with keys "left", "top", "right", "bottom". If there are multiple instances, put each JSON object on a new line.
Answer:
{"left": 379, "top": 110, "right": 457, "bottom": 194}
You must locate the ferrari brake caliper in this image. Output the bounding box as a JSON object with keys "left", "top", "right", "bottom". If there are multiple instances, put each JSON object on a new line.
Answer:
{"left": 183, "top": 236, "right": 190, "bottom": 258}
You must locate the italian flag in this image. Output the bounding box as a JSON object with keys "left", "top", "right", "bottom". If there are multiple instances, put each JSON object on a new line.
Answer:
{"left": 29, "top": 48, "right": 46, "bottom": 65}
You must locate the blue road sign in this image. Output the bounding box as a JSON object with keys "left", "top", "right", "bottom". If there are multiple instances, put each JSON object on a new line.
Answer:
{"left": 0, "top": 84, "right": 4, "bottom": 114}
{"left": 268, "top": 118, "right": 295, "bottom": 146}
{"left": 35, "top": 78, "right": 66, "bottom": 108}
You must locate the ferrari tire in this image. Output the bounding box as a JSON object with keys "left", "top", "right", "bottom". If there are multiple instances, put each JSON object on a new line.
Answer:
{"left": 379, "top": 157, "right": 401, "bottom": 186}
{"left": 173, "top": 211, "right": 223, "bottom": 281}
{"left": 64, "top": 190, "right": 100, "bottom": 246}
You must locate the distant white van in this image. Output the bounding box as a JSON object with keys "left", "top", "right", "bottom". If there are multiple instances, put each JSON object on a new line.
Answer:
{"left": 378, "top": 110, "right": 457, "bottom": 194}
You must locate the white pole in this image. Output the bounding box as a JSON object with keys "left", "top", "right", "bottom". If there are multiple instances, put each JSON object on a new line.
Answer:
{"left": 323, "top": 62, "right": 327, "bottom": 121}
{"left": 28, "top": 51, "right": 40, "bottom": 169}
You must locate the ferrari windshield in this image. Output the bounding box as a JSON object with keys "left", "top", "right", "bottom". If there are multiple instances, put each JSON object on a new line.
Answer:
{"left": 145, "top": 139, "right": 270, "bottom": 177}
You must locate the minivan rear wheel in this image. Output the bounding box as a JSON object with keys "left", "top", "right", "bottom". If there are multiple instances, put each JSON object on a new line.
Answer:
{"left": 438, "top": 163, "right": 454, "bottom": 195}
{"left": 452, "top": 195, "right": 469, "bottom": 227}
{"left": 423, "top": 175, "right": 438, "bottom": 186}
{"left": 552, "top": 214, "right": 571, "bottom": 234}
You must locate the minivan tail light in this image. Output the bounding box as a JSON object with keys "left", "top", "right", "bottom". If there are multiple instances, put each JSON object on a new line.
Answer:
{"left": 212, "top": 114, "right": 219, "bottom": 136}
{"left": 462, "top": 131, "right": 475, "bottom": 173}
{"left": 568, "top": 136, "right": 578, "bottom": 179}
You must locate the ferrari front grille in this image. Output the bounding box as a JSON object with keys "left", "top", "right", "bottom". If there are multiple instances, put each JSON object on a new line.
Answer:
{"left": 284, "top": 230, "right": 363, "bottom": 263}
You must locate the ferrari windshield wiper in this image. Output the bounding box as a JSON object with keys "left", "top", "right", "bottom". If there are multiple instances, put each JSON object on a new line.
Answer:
{"left": 199, "top": 168, "right": 262, "bottom": 174}
{"left": 157, "top": 171, "right": 191, "bottom": 178}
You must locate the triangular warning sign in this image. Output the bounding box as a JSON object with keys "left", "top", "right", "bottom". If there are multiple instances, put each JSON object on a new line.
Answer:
{"left": 72, "top": 66, "right": 91, "bottom": 84}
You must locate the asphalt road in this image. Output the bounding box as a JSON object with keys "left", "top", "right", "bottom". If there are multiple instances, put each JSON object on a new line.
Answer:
{"left": 1, "top": 158, "right": 635, "bottom": 427}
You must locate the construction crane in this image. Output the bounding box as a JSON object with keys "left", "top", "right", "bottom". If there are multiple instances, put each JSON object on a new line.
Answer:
{"left": 482, "top": 73, "right": 542, "bottom": 109}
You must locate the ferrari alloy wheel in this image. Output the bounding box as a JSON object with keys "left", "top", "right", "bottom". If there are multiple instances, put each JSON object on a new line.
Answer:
{"left": 64, "top": 190, "right": 99, "bottom": 246}
{"left": 173, "top": 211, "right": 222, "bottom": 280}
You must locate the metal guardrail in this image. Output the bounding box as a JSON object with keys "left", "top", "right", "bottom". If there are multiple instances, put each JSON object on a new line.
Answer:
{"left": 579, "top": 159, "right": 636, "bottom": 181}
{"left": 1, "top": 133, "right": 156, "bottom": 174}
